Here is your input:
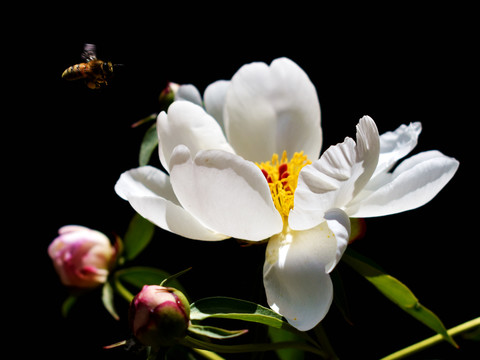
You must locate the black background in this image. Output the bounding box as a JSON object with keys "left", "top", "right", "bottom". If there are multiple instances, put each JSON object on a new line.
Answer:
{"left": 10, "top": 5, "right": 478, "bottom": 360}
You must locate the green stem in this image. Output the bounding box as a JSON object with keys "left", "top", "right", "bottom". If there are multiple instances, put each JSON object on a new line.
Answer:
{"left": 312, "top": 324, "right": 339, "bottom": 360}
{"left": 112, "top": 272, "right": 135, "bottom": 302}
{"left": 180, "top": 335, "right": 327, "bottom": 357}
{"left": 380, "top": 317, "right": 480, "bottom": 360}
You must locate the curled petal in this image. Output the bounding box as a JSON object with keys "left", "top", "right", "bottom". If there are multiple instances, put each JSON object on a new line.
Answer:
{"left": 348, "top": 150, "right": 459, "bottom": 217}
{"left": 263, "top": 222, "right": 338, "bottom": 331}
{"left": 324, "top": 208, "right": 351, "bottom": 273}
{"left": 224, "top": 57, "right": 322, "bottom": 162}
{"left": 157, "top": 101, "right": 235, "bottom": 171}
{"left": 289, "top": 116, "right": 379, "bottom": 230}
{"left": 374, "top": 122, "right": 422, "bottom": 178}
{"left": 115, "top": 166, "right": 228, "bottom": 241}
{"left": 169, "top": 145, "right": 283, "bottom": 241}
{"left": 175, "top": 84, "right": 203, "bottom": 105}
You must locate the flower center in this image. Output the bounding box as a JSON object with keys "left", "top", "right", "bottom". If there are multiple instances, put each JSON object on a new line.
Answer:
{"left": 256, "top": 151, "right": 311, "bottom": 220}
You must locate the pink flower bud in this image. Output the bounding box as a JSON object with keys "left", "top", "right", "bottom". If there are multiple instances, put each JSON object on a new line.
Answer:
{"left": 129, "top": 285, "right": 190, "bottom": 349}
{"left": 48, "top": 225, "right": 116, "bottom": 288}
{"left": 159, "top": 82, "right": 180, "bottom": 100}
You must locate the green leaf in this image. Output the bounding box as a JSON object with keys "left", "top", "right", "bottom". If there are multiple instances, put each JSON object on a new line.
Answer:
{"left": 342, "top": 248, "right": 457, "bottom": 347}
{"left": 115, "top": 266, "right": 187, "bottom": 296}
{"left": 123, "top": 213, "right": 155, "bottom": 261}
{"left": 102, "top": 282, "right": 120, "bottom": 320}
{"left": 139, "top": 122, "right": 159, "bottom": 166}
{"left": 160, "top": 267, "right": 192, "bottom": 287}
{"left": 181, "top": 336, "right": 325, "bottom": 356}
{"left": 268, "top": 327, "right": 305, "bottom": 360}
{"left": 462, "top": 323, "right": 480, "bottom": 341}
{"left": 61, "top": 295, "right": 77, "bottom": 317}
{"left": 113, "top": 234, "right": 125, "bottom": 266}
{"left": 188, "top": 324, "right": 248, "bottom": 340}
{"left": 166, "top": 345, "right": 201, "bottom": 360}
{"left": 116, "top": 266, "right": 172, "bottom": 287}
{"left": 191, "top": 297, "right": 284, "bottom": 327}
{"left": 189, "top": 297, "right": 326, "bottom": 356}
{"left": 331, "top": 269, "right": 353, "bottom": 325}
{"left": 189, "top": 297, "right": 313, "bottom": 344}
{"left": 190, "top": 349, "right": 226, "bottom": 360}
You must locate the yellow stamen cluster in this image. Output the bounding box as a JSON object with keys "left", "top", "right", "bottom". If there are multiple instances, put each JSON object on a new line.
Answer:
{"left": 256, "top": 151, "right": 311, "bottom": 219}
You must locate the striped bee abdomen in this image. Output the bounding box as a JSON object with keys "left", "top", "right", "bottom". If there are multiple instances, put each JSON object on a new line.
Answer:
{"left": 62, "top": 63, "right": 89, "bottom": 80}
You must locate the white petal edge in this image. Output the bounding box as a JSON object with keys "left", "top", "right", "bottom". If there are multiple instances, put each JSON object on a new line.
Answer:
{"left": 169, "top": 145, "right": 283, "bottom": 241}
{"left": 263, "top": 221, "right": 338, "bottom": 331}
{"left": 373, "top": 122, "right": 422, "bottom": 178}
{"left": 175, "top": 84, "right": 203, "bottom": 105}
{"left": 324, "top": 208, "right": 351, "bottom": 273}
{"left": 157, "top": 101, "right": 235, "bottom": 172}
{"left": 289, "top": 116, "right": 379, "bottom": 230}
{"left": 204, "top": 80, "right": 230, "bottom": 131}
{"left": 347, "top": 150, "right": 459, "bottom": 217}
{"left": 224, "top": 57, "right": 322, "bottom": 162}
{"left": 115, "top": 166, "right": 229, "bottom": 241}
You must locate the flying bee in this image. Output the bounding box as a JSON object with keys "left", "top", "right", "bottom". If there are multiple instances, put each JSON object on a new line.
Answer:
{"left": 62, "top": 43, "right": 121, "bottom": 89}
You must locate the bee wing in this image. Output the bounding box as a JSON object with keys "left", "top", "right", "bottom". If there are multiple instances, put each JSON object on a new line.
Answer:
{"left": 81, "top": 43, "right": 97, "bottom": 62}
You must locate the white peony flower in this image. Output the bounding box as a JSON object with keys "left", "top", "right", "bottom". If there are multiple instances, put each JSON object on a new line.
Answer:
{"left": 115, "top": 58, "right": 458, "bottom": 331}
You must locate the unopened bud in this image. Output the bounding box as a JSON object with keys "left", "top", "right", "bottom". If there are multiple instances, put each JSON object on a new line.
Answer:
{"left": 129, "top": 285, "right": 190, "bottom": 349}
{"left": 158, "top": 82, "right": 180, "bottom": 108}
{"left": 48, "top": 225, "right": 116, "bottom": 288}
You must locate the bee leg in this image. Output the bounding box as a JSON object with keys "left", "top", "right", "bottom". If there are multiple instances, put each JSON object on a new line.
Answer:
{"left": 96, "top": 79, "right": 107, "bottom": 89}
{"left": 86, "top": 81, "right": 98, "bottom": 90}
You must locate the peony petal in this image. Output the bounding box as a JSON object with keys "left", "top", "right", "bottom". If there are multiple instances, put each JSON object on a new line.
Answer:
{"left": 289, "top": 116, "right": 379, "bottom": 230}
{"left": 204, "top": 80, "right": 230, "bottom": 131}
{"left": 324, "top": 208, "right": 351, "bottom": 273}
{"left": 175, "top": 84, "right": 203, "bottom": 105}
{"left": 58, "top": 225, "right": 91, "bottom": 236}
{"left": 224, "top": 58, "right": 321, "bottom": 162}
{"left": 374, "top": 122, "right": 422, "bottom": 178}
{"left": 157, "top": 101, "right": 235, "bottom": 172}
{"left": 347, "top": 150, "right": 459, "bottom": 217}
{"left": 169, "top": 145, "right": 284, "bottom": 241}
{"left": 115, "top": 166, "right": 228, "bottom": 241}
{"left": 263, "top": 222, "right": 338, "bottom": 331}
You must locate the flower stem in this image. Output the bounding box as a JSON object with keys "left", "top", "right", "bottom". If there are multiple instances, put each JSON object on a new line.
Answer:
{"left": 312, "top": 324, "right": 339, "bottom": 360}
{"left": 180, "top": 335, "right": 327, "bottom": 357}
{"left": 380, "top": 317, "right": 480, "bottom": 360}
{"left": 112, "top": 273, "right": 135, "bottom": 302}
